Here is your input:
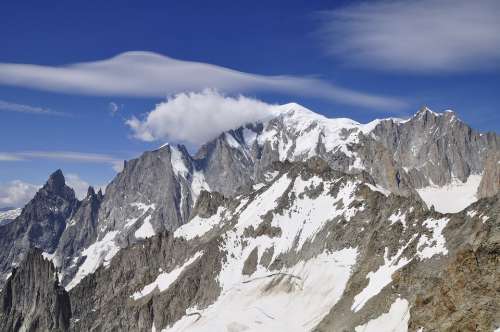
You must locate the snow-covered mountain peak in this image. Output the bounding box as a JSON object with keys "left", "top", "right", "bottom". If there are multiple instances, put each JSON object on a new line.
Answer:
{"left": 412, "top": 106, "right": 459, "bottom": 122}
{"left": 270, "top": 102, "right": 377, "bottom": 132}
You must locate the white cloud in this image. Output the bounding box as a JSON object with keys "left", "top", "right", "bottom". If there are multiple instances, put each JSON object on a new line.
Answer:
{"left": 0, "top": 151, "right": 123, "bottom": 172}
{"left": 318, "top": 0, "right": 500, "bottom": 72}
{"left": 0, "top": 51, "right": 406, "bottom": 110}
{"left": 0, "top": 180, "right": 40, "bottom": 208}
{"left": 65, "top": 174, "right": 91, "bottom": 200}
{"left": 65, "top": 173, "right": 107, "bottom": 199}
{"left": 0, "top": 153, "right": 24, "bottom": 161}
{"left": 126, "top": 90, "right": 276, "bottom": 145}
{"left": 0, "top": 99, "right": 67, "bottom": 116}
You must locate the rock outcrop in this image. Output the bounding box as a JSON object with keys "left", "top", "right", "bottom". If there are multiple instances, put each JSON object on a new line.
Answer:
{"left": 0, "top": 170, "right": 78, "bottom": 288}
{"left": 478, "top": 151, "right": 500, "bottom": 198}
{"left": 0, "top": 248, "right": 71, "bottom": 332}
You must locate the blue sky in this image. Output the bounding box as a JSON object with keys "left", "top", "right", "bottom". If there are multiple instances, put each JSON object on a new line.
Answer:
{"left": 1, "top": 0, "right": 499, "bottom": 207}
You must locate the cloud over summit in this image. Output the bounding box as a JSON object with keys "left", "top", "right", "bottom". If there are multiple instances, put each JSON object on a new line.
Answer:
{"left": 126, "top": 89, "right": 275, "bottom": 146}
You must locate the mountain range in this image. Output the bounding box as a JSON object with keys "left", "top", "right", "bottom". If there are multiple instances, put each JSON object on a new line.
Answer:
{"left": 0, "top": 104, "right": 499, "bottom": 331}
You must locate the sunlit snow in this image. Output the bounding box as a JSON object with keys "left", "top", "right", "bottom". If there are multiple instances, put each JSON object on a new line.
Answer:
{"left": 417, "top": 174, "right": 482, "bottom": 213}
{"left": 135, "top": 215, "right": 156, "bottom": 239}
{"left": 164, "top": 249, "right": 358, "bottom": 332}
{"left": 354, "top": 297, "right": 410, "bottom": 332}
{"left": 66, "top": 231, "right": 120, "bottom": 290}
{"left": 352, "top": 245, "right": 411, "bottom": 312}
{"left": 416, "top": 217, "right": 449, "bottom": 259}
{"left": 131, "top": 251, "right": 203, "bottom": 300}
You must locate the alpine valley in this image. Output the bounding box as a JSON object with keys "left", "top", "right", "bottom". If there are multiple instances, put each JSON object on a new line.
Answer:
{"left": 1, "top": 104, "right": 499, "bottom": 331}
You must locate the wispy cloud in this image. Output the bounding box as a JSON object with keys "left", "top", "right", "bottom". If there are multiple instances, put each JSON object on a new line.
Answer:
{"left": 0, "top": 151, "right": 124, "bottom": 172}
{"left": 317, "top": 0, "right": 500, "bottom": 72}
{"left": 0, "top": 153, "right": 24, "bottom": 161}
{"left": 0, "top": 51, "right": 406, "bottom": 110}
{"left": 0, "top": 99, "right": 68, "bottom": 116}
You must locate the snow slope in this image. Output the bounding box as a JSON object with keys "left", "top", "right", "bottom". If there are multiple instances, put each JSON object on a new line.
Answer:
{"left": 354, "top": 298, "right": 410, "bottom": 332}
{"left": 416, "top": 174, "right": 482, "bottom": 213}
{"left": 165, "top": 171, "right": 370, "bottom": 331}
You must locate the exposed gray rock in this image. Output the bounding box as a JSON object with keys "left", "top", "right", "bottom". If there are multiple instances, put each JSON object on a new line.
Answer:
{"left": 54, "top": 187, "right": 103, "bottom": 285}
{"left": 190, "top": 190, "right": 227, "bottom": 219}
{"left": 0, "top": 170, "right": 78, "bottom": 289}
{"left": 0, "top": 248, "right": 71, "bottom": 332}
{"left": 371, "top": 107, "right": 500, "bottom": 189}
{"left": 242, "top": 247, "right": 258, "bottom": 276}
{"left": 478, "top": 150, "right": 500, "bottom": 198}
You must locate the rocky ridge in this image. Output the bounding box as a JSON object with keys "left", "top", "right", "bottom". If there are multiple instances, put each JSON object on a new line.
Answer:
{"left": 0, "top": 105, "right": 499, "bottom": 331}
{"left": 2, "top": 158, "right": 497, "bottom": 331}
{"left": 2, "top": 105, "right": 499, "bottom": 291}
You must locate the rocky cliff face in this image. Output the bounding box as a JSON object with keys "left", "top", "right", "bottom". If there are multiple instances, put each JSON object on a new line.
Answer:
{"left": 371, "top": 108, "right": 500, "bottom": 188}
{"left": 478, "top": 150, "right": 500, "bottom": 198}
{"left": 0, "top": 248, "right": 71, "bottom": 332}
{"left": 0, "top": 170, "right": 78, "bottom": 288}
{"left": 53, "top": 187, "right": 103, "bottom": 286}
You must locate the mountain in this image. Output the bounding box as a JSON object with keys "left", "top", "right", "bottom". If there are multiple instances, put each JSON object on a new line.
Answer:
{"left": 0, "top": 248, "right": 71, "bottom": 331}
{"left": 0, "top": 170, "right": 78, "bottom": 283}
{"left": 0, "top": 104, "right": 499, "bottom": 331}
{"left": 2, "top": 158, "right": 497, "bottom": 331}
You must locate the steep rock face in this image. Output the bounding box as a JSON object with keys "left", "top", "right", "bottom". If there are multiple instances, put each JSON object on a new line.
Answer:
{"left": 195, "top": 130, "right": 257, "bottom": 195}
{"left": 53, "top": 187, "right": 103, "bottom": 285}
{"left": 68, "top": 233, "right": 222, "bottom": 331}
{"left": 0, "top": 248, "right": 71, "bottom": 332}
{"left": 478, "top": 151, "right": 500, "bottom": 198}
{"left": 0, "top": 170, "right": 78, "bottom": 288}
{"left": 60, "top": 145, "right": 211, "bottom": 289}
{"left": 372, "top": 108, "right": 500, "bottom": 188}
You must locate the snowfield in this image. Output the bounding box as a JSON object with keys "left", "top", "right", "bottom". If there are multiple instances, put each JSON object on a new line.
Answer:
{"left": 165, "top": 249, "right": 358, "bottom": 332}
{"left": 416, "top": 174, "right": 482, "bottom": 213}
{"left": 354, "top": 298, "right": 410, "bottom": 332}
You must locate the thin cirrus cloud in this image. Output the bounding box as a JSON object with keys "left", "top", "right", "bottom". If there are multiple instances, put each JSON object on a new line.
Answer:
{"left": 0, "top": 99, "right": 68, "bottom": 116}
{"left": 318, "top": 0, "right": 500, "bottom": 72}
{"left": 0, "top": 51, "right": 406, "bottom": 110}
{"left": 0, "top": 151, "right": 124, "bottom": 172}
